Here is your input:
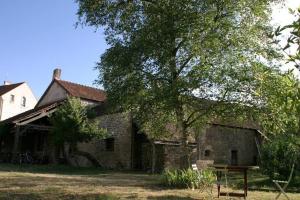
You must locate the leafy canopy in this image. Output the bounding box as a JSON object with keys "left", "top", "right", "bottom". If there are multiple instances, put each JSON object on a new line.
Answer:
{"left": 50, "top": 97, "right": 107, "bottom": 145}
{"left": 256, "top": 5, "right": 300, "bottom": 136}
{"left": 77, "top": 0, "right": 281, "bottom": 139}
{"left": 253, "top": 69, "right": 300, "bottom": 135}
{"left": 253, "top": 5, "right": 300, "bottom": 174}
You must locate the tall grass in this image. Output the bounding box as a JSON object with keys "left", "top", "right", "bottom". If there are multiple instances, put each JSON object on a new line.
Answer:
{"left": 161, "top": 168, "right": 215, "bottom": 189}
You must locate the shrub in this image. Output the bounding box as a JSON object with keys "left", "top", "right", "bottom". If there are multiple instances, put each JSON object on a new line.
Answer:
{"left": 200, "top": 169, "right": 216, "bottom": 187}
{"left": 260, "top": 134, "right": 300, "bottom": 180}
{"left": 161, "top": 168, "right": 215, "bottom": 189}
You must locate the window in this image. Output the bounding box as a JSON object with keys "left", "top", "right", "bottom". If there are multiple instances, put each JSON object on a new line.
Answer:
{"left": 10, "top": 95, "right": 15, "bottom": 103}
{"left": 105, "top": 138, "right": 114, "bottom": 151}
{"left": 204, "top": 149, "right": 211, "bottom": 157}
{"left": 231, "top": 150, "right": 238, "bottom": 166}
{"left": 21, "top": 97, "right": 26, "bottom": 107}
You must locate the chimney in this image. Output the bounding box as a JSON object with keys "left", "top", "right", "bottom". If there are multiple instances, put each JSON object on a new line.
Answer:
{"left": 53, "top": 68, "right": 61, "bottom": 80}
{"left": 3, "top": 81, "right": 11, "bottom": 85}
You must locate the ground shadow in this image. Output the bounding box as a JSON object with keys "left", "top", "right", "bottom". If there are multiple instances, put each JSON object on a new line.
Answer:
{"left": 0, "top": 164, "right": 164, "bottom": 191}
{"left": 0, "top": 163, "right": 107, "bottom": 176}
{"left": 147, "top": 196, "right": 200, "bottom": 200}
{"left": 1, "top": 193, "right": 42, "bottom": 200}
{"left": 223, "top": 171, "right": 300, "bottom": 193}
{"left": 0, "top": 193, "right": 124, "bottom": 200}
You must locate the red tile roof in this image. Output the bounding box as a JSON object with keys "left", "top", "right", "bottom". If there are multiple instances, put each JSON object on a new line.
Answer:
{"left": 55, "top": 79, "right": 107, "bottom": 102}
{"left": 0, "top": 82, "right": 24, "bottom": 96}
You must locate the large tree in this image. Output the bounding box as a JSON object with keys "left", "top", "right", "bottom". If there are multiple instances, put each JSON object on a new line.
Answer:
{"left": 77, "top": 0, "right": 281, "bottom": 168}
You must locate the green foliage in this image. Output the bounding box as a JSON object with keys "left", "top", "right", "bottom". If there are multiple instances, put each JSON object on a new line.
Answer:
{"left": 76, "top": 0, "right": 282, "bottom": 136}
{"left": 260, "top": 134, "right": 300, "bottom": 180}
{"left": 272, "top": 6, "right": 300, "bottom": 69}
{"left": 161, "top": 168, "right": 215, "bottom": 189}
{"left": 257, "top": 5, "right": 300, "bottom": 179}
{"left": 76, "top": 1, "right": 285, "bottom": 168}
{"left": 50, "top": 97, "right": 107, "bottom": 145}
{"left": 253, "top": 69, "right": 300, "bottom": 135}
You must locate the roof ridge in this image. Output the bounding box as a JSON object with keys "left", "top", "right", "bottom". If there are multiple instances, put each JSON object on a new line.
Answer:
{"left": 57, "top": 79, "right": 105, "bottom": 92}
{"left": 0, "top": 82, "right": 24, "bottom": 87}
{"left": 53, "top": 79, "right": 106, "bottom": 102}
{"left": 0, "top": 82, "right": 25, "bottom": 96}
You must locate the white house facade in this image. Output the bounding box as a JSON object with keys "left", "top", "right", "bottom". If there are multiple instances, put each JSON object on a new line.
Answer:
{"left": 0, "top": 82, "right": 37, "bottom": 121}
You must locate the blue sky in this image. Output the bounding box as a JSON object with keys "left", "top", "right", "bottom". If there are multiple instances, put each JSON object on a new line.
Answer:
{"left": 0, "top": 0, "right": 107, "bottom": 98}
{"left": 0, "top": 1, "right": 299, "bottom": 99}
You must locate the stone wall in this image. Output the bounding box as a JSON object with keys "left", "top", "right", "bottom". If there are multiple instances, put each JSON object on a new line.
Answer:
{"left": 198, "top": 124, "right": 258, "bottom": 165}
{"left": 138, "top": 143, "right": 197, "bottom": 172}
{"left": 72, "top": 117, "right": 258, "bottom": 169}
{"left": 163, "top": 145, "right": 197, "bottom": 170}
{"left": 154, "top": 124, "right": 258, "bottom": 170}
{"left": 76, "top": 112, "right": 133, "bottom": 169}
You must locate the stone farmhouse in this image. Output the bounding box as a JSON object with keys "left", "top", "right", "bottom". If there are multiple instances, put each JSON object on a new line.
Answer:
{"left": 0, "top": 69, "right": 260, "bottom": 171}
{"left": 0, "top": 81, "right": 37, "bottom": 121}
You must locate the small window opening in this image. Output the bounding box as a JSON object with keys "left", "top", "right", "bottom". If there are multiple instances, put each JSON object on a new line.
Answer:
{"left": 204, "top": 149, "right": 211, "bottom": 157}
{"left": 10, "top": 95, "right": 15, "bottom": 103}
{"left": 22, "top": 97, "right": 26, "bottom": 107}
{"left": 105, "top": 138, "right": 114, "bottom": 151}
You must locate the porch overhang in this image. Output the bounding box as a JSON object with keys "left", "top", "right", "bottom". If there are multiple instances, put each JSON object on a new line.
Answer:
{"left": 2, "top": 100, "right": 63, "bottom": 126}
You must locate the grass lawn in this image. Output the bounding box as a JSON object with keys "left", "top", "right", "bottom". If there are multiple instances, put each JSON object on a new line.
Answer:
{"left": 0, "top": 164, "right": 299, "bottom": 200}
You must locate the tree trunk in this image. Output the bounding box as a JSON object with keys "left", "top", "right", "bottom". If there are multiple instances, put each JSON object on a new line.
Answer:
{"left": 168, "top": 24, "right": 190, "bottom": 169}
{"left": 180, "top": 130, "right": 190, "bottom": 169}
{"left": 176, "top": 106, "right": 190, "bottom": 169}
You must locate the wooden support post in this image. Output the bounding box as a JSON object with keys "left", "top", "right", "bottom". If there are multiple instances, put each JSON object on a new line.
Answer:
{"left": 244, "top": 169, "right": 248, "bottom": 199}
{"left": 151, "top": 141, "right": 156, "bottom": 174}
{"left": 12, "top": 126, "right": 20, "bottom": 161}
{"left": 217, "top": 171, "right": 221, "bottom": 198}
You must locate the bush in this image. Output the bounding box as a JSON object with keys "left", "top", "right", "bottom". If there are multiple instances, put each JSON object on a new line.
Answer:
{"left": 260, "top": 134, "right": 300, "bottom": 180}
{"left": 161, "top": 168, "right": 215, "bottom": 189}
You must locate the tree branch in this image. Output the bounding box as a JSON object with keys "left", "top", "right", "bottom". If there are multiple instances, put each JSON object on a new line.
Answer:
{"left": 173, "top": 39, "right": 186, "bottom": 55}
{"left": 177, "top": 54, "right": 193, "bottom": 75}
{"left": 142, "top": 0, "right": 157, "bottom": 4}
{"left": 185, "top": 110, "right": 198, "bottom": 125}
{"left": 186, "top": 110, "right": 206, "bottom": 128}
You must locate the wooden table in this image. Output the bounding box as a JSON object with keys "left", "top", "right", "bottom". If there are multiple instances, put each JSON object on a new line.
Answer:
{"left": 210, "top": 165, "right": 259, "bottom": 199}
